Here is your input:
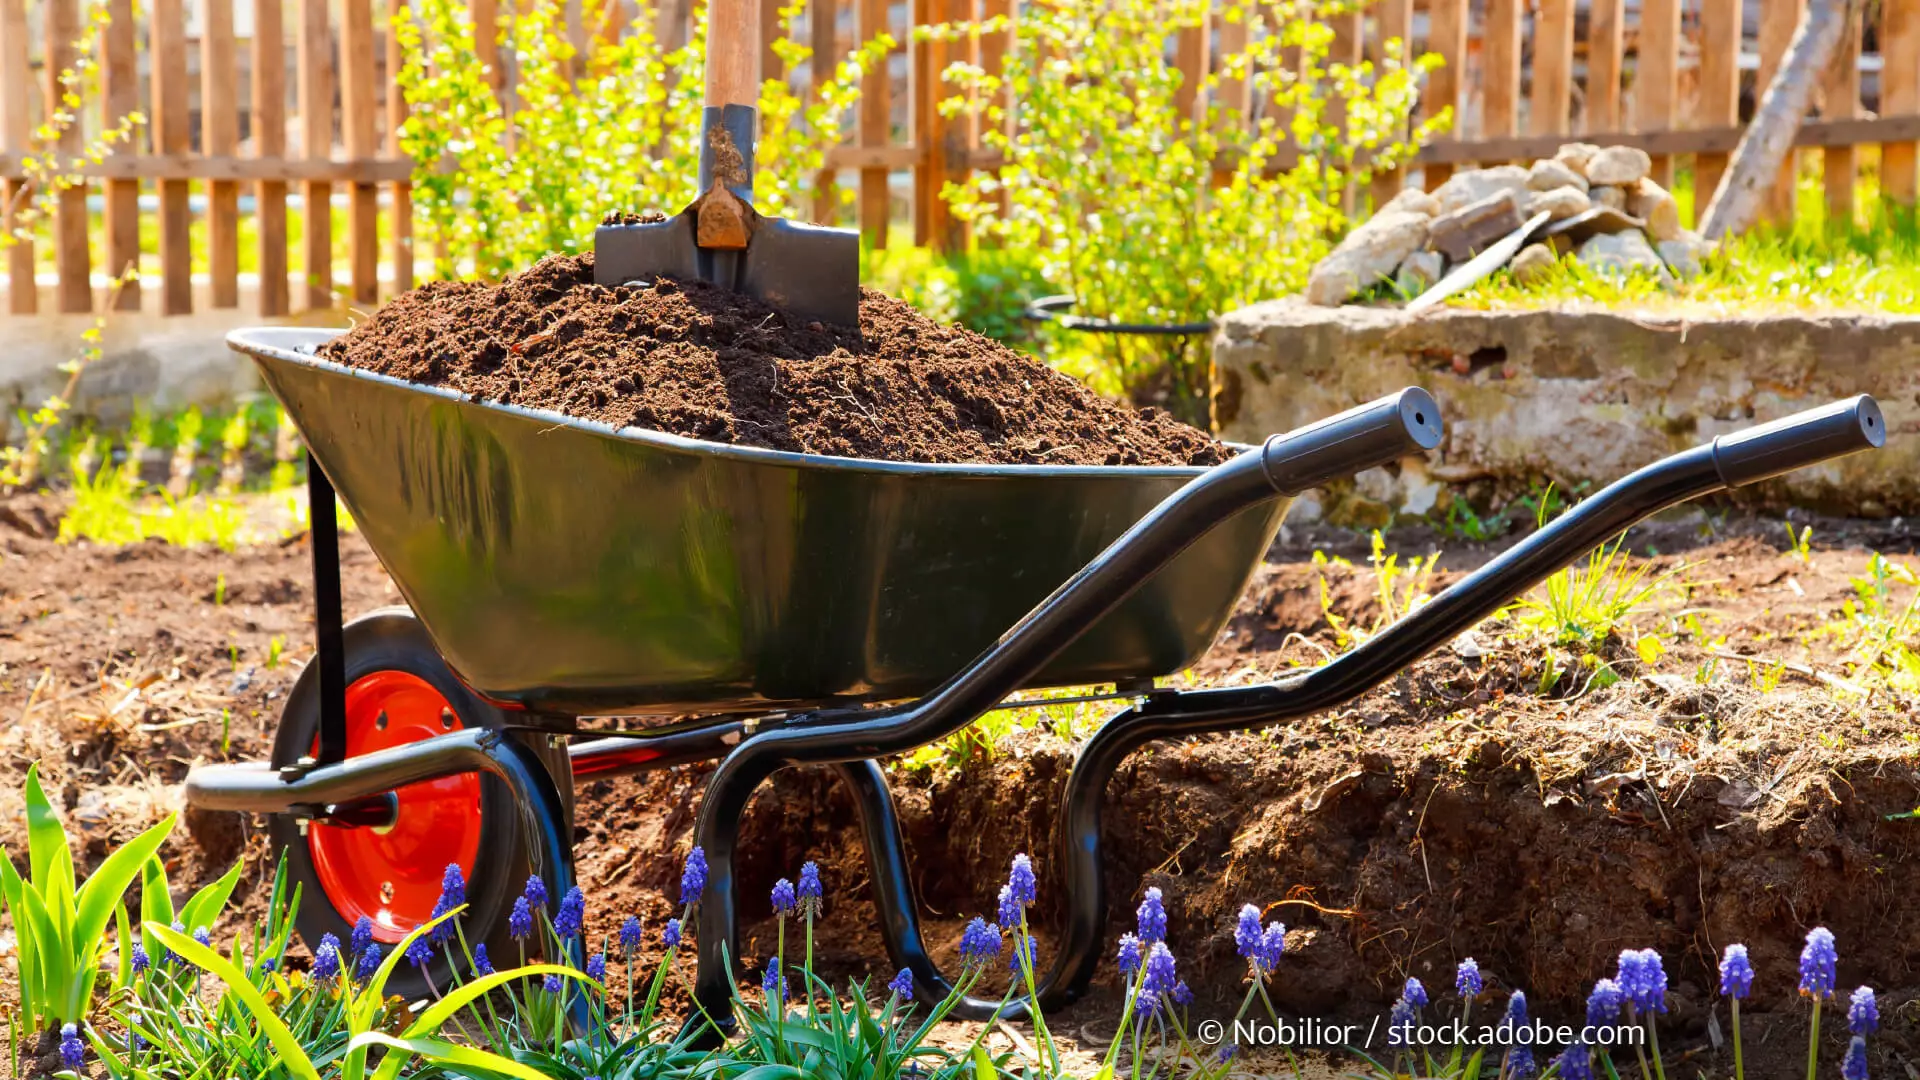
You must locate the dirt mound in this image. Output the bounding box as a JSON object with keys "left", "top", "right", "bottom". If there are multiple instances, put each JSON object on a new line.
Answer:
{"left": 316, "top": 254, "right": 1227, "bottom": 468}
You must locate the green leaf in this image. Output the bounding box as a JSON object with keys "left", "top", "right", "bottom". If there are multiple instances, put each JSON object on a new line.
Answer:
{"left": 176, "top": 854, "right": 240, "bottom": 936}
{"left": 72, "top": 814, "right": 175, "bottom": 970}
{"left": 17, "top": 880, "right": 71, "bottom": 1023}
{"left": 972, "top": 1042, "right": 997, "bottom": 1080}
{"left": 114, "top": 901, "right": 132, "bottom": 990}
{"left": 139, "top": 855, "right": 174, "bottom": 928}
{"left": 403, "top": 963, "right": 590, "bottom": 1039}
{"left": 146, "top": 921, "right": 322, "bottom": 1080}
{"left": 0, "top": 852, "right": 38, "bottom": 1024}
{"left": 357, "top": 1032, "right": 578, "bottom": 1080}
{"left": 23, "top": 764, "right": 77, "bottom": 908}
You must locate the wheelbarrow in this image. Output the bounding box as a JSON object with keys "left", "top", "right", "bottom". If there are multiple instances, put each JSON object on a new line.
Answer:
{"left": 186, "top": 326, "right": 1885, "bottom": 1025}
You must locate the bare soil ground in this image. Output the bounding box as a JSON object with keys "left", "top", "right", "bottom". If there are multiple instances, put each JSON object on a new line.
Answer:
{"left": 5, "top": 493, "right": 1920, "bottom": 1078}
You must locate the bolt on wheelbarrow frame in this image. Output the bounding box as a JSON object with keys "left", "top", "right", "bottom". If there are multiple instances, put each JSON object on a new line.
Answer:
{"left": 183, "top": 374, "right": 1883, "bottom": 1030}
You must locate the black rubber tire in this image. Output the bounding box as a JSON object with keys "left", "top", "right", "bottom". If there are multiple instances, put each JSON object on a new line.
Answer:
{"left": 267, "top": 607, "right": 565, "bottom": 1000}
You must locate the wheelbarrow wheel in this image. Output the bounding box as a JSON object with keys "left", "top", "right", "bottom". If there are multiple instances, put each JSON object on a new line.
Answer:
{"left": 267, "top": 607, "right": 544, "bottom": 999}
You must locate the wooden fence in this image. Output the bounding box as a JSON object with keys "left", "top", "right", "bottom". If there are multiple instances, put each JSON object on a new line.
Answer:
{"left": 0, "top": 0, "right": 1916, "bottom": 320}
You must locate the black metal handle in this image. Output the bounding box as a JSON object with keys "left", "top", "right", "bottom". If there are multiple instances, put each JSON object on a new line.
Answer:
{"left": 1711, "top": 394, "right": 1885, "bottom": 488}
{"left": 1261, "top": 387, "right": 1445, "bottom": 494}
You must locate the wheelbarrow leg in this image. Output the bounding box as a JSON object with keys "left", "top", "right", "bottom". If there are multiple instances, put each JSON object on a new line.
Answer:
{"left": 308, "top": 452, "right": 348, "bottom": 766}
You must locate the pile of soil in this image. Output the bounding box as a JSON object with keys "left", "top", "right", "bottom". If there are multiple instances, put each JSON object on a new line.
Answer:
{"left": 317, "top": 254, "right": 1227, "bottom": 467}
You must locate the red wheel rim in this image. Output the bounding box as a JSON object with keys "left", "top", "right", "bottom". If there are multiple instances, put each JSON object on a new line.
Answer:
{"left": 308, "top": 671, "right": 482, "bottom": 944}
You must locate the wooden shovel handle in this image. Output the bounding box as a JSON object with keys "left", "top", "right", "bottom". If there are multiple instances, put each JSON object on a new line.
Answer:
{"left": 703, "top": 0, "right": 758, "bottom": 108}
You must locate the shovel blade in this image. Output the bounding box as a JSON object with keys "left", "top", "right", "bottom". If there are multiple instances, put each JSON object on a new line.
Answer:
{"left": 593, "top": 216, "right": 701, "bottom": 288}
{"left": 741, "top": 218, "right": 862, "bottom": 329}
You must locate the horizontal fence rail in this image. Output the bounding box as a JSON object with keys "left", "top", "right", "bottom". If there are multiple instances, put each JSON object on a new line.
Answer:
{"left": 0, "top": 0, "right": 1915, "bottom": 319}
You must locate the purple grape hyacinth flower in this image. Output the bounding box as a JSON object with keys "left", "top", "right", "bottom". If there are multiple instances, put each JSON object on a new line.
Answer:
{"left": 1456, "top": 958, "right": 1483, "bottom": 999}
{"left": 543, "top": 973, "right": 564, "bottom": 993}
{"left": 523, "top": 874, "right": 549, "bottom": 911}
{"left": 473, "top": 944, "right": 494, "bottom": 977}
{"left": 888, "top": 967, "right": 914, "bottom": 999}
{"left": 192, "top": 926, "right": 211, "bottom": 947}
{"left": 586, "top": 953, "right": 608, "bottom": 982}
{"left": 1503, "top": 989, "right": 1529, "bottom": 1032}
{"left": 1557, "top": 1044, "right": 1593, "bottom": 1080}
{"left": 1117, "top": 932, "right": 1143, "bottom": 977}
{"left": 131, "top": 943, "right": 150, "bottom": 974}
{"left": 798, "top": 861, "right": 824, "bottom": 917}
{"left": 620, "top": 916, "right": 643, "bottom": 956}
{"left": 1586, "top": 978, "right": 1624, "bottom": 1029}
{"left": 356, "top": 943, "right": 383, "bottom": 981}
{"left": 663, "top": 918, "right": 683, "bottom": 950}
{"left": 1007, "top": 853, "right": 1037, "bottom": 907}
{"left": 312, "top": 934, "right": 342, "bottom": 981}
{"left": 1142, "top": 941, "right": 1178, "bottom": 997}
{"left": 1136, "top": 887, "right": 1167, "bottom": 945}
{"left": 681, "top": 847, "right": 709, "bottom": 906}
{"left": 959, "top": 917, "right": 1002, "bottom": 968}
{"left": 405, "top": 935, "right": 434, "bottom": 967}
{"left": 771, "top": 878, "right": 798, "bottom": 917}
{"left": 1171, "top": 980, "right": 1193, "bottom": 1007}
{"left": 59, "top": 1024, "right": 83, "bottom": 1069}
{"left": 997, "top": 885, "right": 1021, "bottom": 928}
{"left": 1403, "top": 976, "right": 1429, "bottom": 1009}
{"left": 440, "top": 863, "right": 466, "bottom": 906}
{"left": 508, "top": 896, "right": 533, "bottom": 940}
{"left": 1505, "top": 1044, "right": 1537, "bottom": 1080}
{"left": 1618, "top": 949, "right": 1668, "bottom": 1014}
{"left": 1719, "top": 944, "right": 1754, "bottom": 999}
{"left": 351, "top": 916, "right": 375, "bottom": 958}
{"left": 1801, "top": 927, "right": 1838, "bottom": 999}
{"left": 1388, "top": 998, "right": 1416, "bottom": 1045}
{"left": 1215, "top": 1045, "right": 1238, "bottom": 1065}
{"left": 1234, "top": 905, "right": 1262, "bottom": 960}
{"left": 1850, "top": 986, "right": 1879, "bottom": 1035}
{"left": 762, "top": 957, "right": 786, "bottom": 1002}
{"left": 1844, "top": 1035, "right": 1870, "bottom": 1080}
{"left": 555, "top": 887, "right": 586, "bottom": 939}
{"left": 1258, "top": 923, "right": 1285, "bottom": 974}
{"left": 1009, "top": 934, "right": 1038, "bottom": 974}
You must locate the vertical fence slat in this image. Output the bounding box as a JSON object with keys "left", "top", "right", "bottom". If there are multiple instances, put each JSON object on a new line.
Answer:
{"left": 1482, "top": 0, "right": 1521, "bottom": 147}
{"left": 343, "top": 0, "right": 379, "bottom": 305}
{"left": 762, "top": 0, "right": 784, "bottom": 81}
{"left": 1212, "top": 4, "right": 1249, "bottom": 186}
{"left": 256, "top": 0, "right": 290, "bottom": 316}
{"left": 910, "top": 0, "right": 935, "bottom": 245}
{"left": 811, "top": 0, "right": 837, "bottom": 223}
{"left": 1422, "top": 0, "right": 1466, "bottom": 187}
{"left": 204, "top": 0, "right": 241, "bottom": 308}
{"left": 151, "top": 0, "right": 191, "bottom": 314}
{"left": 1369, "top": 0, "right": 1411, "bottom": 204}
{"left": 1637, "top": 0, "right": 1680, "bottom": 187}
{"left": 1822, "top": 6, "right": 1859, "bottom": 224}
{"left": 46, "top": 0, "right": 92, "bottom": 312}
{"left": 1532, "top": 0, "right": 1573, "bottom": 136}
{"left": 1694, "top": 0, "right": 1742, "bottom": 211}
{"left": 1325, "top": 7, "right": 1359, "bottom": 210}
{"left": 976, "top": 0, "right": 1009, "bottom": 221}
{"left": 299, "top": 0, "right": 335, "bottom": 309}
{"left": 100, "top": 0, "right": 139, "bottom": 310}
{"left": 1173, "top": 0, "right": 1208, "bottom": 126}
{"left": 1757, "top": 0, "right": 1803, "bottom": 225}
{"left": 857, "top": 0, "right": 889, "bottom": 246}
{"left": 0, "top": 0, "right": 29, "bottom": 313}
{"left": 388, "top": 0, "right": 414, "bottom": 294}
{"left": 471, "top": 0, "right": 501, "bottom": 94}
{"left": 1886, "top": 0, "right": 1920, "bottom": 206}
{"left": 1586, "top": 0, "right": 1623, "bottom": 131}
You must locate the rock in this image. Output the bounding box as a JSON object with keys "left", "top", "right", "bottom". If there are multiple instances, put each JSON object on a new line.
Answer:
{"left": 1657, "top": 231, "right": 1710, "bottom": 279}
{"left": 1592, "top": 185, "right": 1628, "bottom": 212}
{"left": 1426, "top": 189, "right": 1525, "bottom": 263}
{"left": 1528, "top": 158, "right": 1590, "bottom": 193}
{"left": 1510, "top": 243, "right": 1558, "bottom": 287}
{"left": 1380, "top": 187, "right": 1442, "bottom": 217}
{"left": 1577, "top": 228, "right": 1669, "bottom": 278}
{"left": 1526, "top": 185, "right": 1591, "bottom": 220}
{"left": 1586, "top": 145, "right": 1652, "bottom": 186}
{"left": 1306, "top": 210, "right": 1431, "bottom": 305}
{"left": 1554, "top": 142, "right": 1602, "bottom": 176}
{"left": 1628, "top": 178, "right": 1682, "bottom": 241}
{"left": 1395, "top": 249, "right": 1445, "bottom": 294}
{"left": 1431, "top": 165, "right": 1531, "bottom": 214}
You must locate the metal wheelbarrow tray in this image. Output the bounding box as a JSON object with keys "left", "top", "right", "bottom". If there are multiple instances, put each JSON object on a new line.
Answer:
{"left": 191, "top": 324, "right": 1888, "bottom": 1029}
{"left": 240, "top": 327, "right": 1288, "bottom": 717}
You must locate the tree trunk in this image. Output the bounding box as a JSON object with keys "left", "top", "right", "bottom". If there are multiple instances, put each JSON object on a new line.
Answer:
{"left": 1698, "top": 0, "right": 1859, "bottom": 239}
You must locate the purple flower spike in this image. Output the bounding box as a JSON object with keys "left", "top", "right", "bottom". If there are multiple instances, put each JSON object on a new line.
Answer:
{"left": 663, "top": 918, "right": 683, "bottom": 950}
{"left": 1503, "top": 989, "right": 1528, "bottom": 1030}
{"left": 543, "top": 973, "right": 563, "bottom": 993}
{"left": 59, "top": 1025, "right": 83, "bottom": 1069}
{"left": 1558, "top": 1045, "right": 1593, "bottom": 1080}
{"left": 312, "top": 934, "right": 342, "bottom": 981}
{"left": 1456, "top": 958, "right": 1483, "bottom": 999}
{"left": 1258, "top": 923, "right": 1286, "bottom": 974}
{"left": 1142, "top": 941, "right": 1178, "bottom": 997}
{"left": 1800, "top": 927, "right": 1838, "bottom": 999}
{"left": 888, "top": 967, "right": 914, "bottom": 999}
{"left": 555, "top": 887, "right": 585, "bottom": 939}
{"left": 680, "top": 847, "right": 708, "bottom": 906}
{"left": 1850, "top": 986, "right": 1879, "bottom": 1035}
{"left": 586, "top": 953, "right": 608, "bottom": 982}
{"left": 959, "top": 917, "right": 1002, "bottom": 968}
{"left": 1844, "top": 1035, "right": 1870, "bottom": 1080}
{"left": 192, "top": 926, "right": 211, "bottom": 947}
{"left": 131, "top": 943, "right": 150, "bottom": 974}
{"left": 440, "top": 863, "right": 466, "bottom": 908}
{"left": 1505, "top": 1045, "right": 1537, "bottom": 1080}
{"left": 1116, "top": 932, "right": 1143, "bottom": 977}
{"left": 1586, "top": 978, "right": 1624, "bottom": 1029}
{"left": 523, "top": 874, "right": 549, "bottom": 911}
{"left": 405, "top": 935, "right": 434, "bottom": 967}
{"left": 1171, "top": 980, "right": 1193, "bottom": 1006}
{"left": 355, "top": 943, "right": 382, "bottom": 982}
{"left": 1007, "top": 854, "right": 1037, "bottom": 907}
{"left": 620, "top": 916, "right": 643, "bottom": 956}
{"left": 1403, "top": 976, "right": 1429, "bottom": 1009}
{"left": 1389, "top": 998, "right": 1416, "bottom": 1044}
{"left": 508, "top": 896, "right": 533, "bottom": 940}
{"left": 997, "top": 885, "right": 1022, "bottom": 928}
{"left": 472, "top": 944, "right": 494, "bottom": 977}
{"left": 1136, "top": 887, "right": 1167, "bottom": 945}
{"left": 1718, "top": 944, "right": 1754, "bottom": 1000}
{"left": 762, "top": 956, "right": 786, "bottom": 1002}
{"left": 771, "top": 878, "right": 797, "bottom": 917}
{"left": 798, "top": 861, "right": 824, "bottom": 917}
{"left": 1234, "top": 905, "right": 1262, "bottom": 960}
{"left": 1009, "top": 933, "right": 1038, "bottom": 974}
{"left": 351, "top": 916, "right": 375, "bottom": 958}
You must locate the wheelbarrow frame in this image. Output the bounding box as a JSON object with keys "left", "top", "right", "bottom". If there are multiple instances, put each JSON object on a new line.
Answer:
{"left": 186, "top": 378, "right": 1884, "bottom": 1028}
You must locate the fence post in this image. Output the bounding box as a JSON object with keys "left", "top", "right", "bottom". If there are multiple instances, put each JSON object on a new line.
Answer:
{"left": 46, "top": 0, "right": 93, "bottom": 313}
{"left": 763, "top": 0, "right": 784, "bottom": 80}
{"left": 256, "top": 0, "right": 291, "bottom": 316}
{"left": 812, "top": 0, "right": 838, "bottom": 223}
{"left": 1695, "top": 0, "right": 1744, "bottom": 209}
{"left": 1422, "top": 0, "right": 1465, "bottom": 187}
{"left": 388, "top": 0, "right": 415, "bottom": 294}
{"left": 1369, "top": 0, "right": 1411, "bottom": 205}
{"left": 1482, "top": 0, "right": 1520, "bottom": 150}
{"left": 299, "top": 0, "right": 335, "bottom": 310}
{"left": 977, "top": 0, "right": 1010, "bottom": 223}
{"left": 0, "top": 0, "right": 29, "bottom": 314}
{"left": 1587, "top": 0, "right": 1623, "bottom": 131}
{"left": 1821, "top": 1, "right": 1860, "bottom": 225}
{"left": 101, "top": 0, "right": 140, "bottom": 310}
{"left": 857, "top": 0, "right": 889, "bottom": 246}
{"left": 1637, "top": 0, "right": 1681, "bottom": 187}
{"left": 344, "top": 0, "right": 380, "bottom": 305}
{"left": 1532, "top": 0, "right": 1572, "bottom": 137}
{"left": 1886, "top": 0, "right": 1920, "bottom": 206}
{"left": 151, "top": 0, "right": 191, "bottom": 314}
{"left": 205, "top": 0, "right": 242, "bottom": 308}
{"left": 1757, "top": 0, "right": 1805, "bottom": 225}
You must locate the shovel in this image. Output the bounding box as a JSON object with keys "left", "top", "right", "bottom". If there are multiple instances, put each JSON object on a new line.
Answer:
{"left": 592, "top": 0, "right": 862, "bottom": 327}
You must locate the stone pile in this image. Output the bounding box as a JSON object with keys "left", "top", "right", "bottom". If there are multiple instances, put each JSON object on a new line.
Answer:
{"left": 1305, "top": 143, "right": 1715, "bottom": 306}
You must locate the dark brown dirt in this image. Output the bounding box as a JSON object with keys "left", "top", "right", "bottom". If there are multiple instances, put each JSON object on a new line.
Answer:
{"left": 316, "top": 254, "right": 1227, "bottom": 467}
{"left": 9, "top": 496, "right": 1920, "bottom": 1079}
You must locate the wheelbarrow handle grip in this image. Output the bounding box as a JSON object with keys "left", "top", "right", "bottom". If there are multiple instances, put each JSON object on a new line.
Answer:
{"left": 704, "top": 0, "right": 759, "bottom": 109}
{"left": 1260, "top": 386, "right": 1446, "bottom": 495}
{"left": 1711, "top": 393, "right": 1885, "bottom": 488}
